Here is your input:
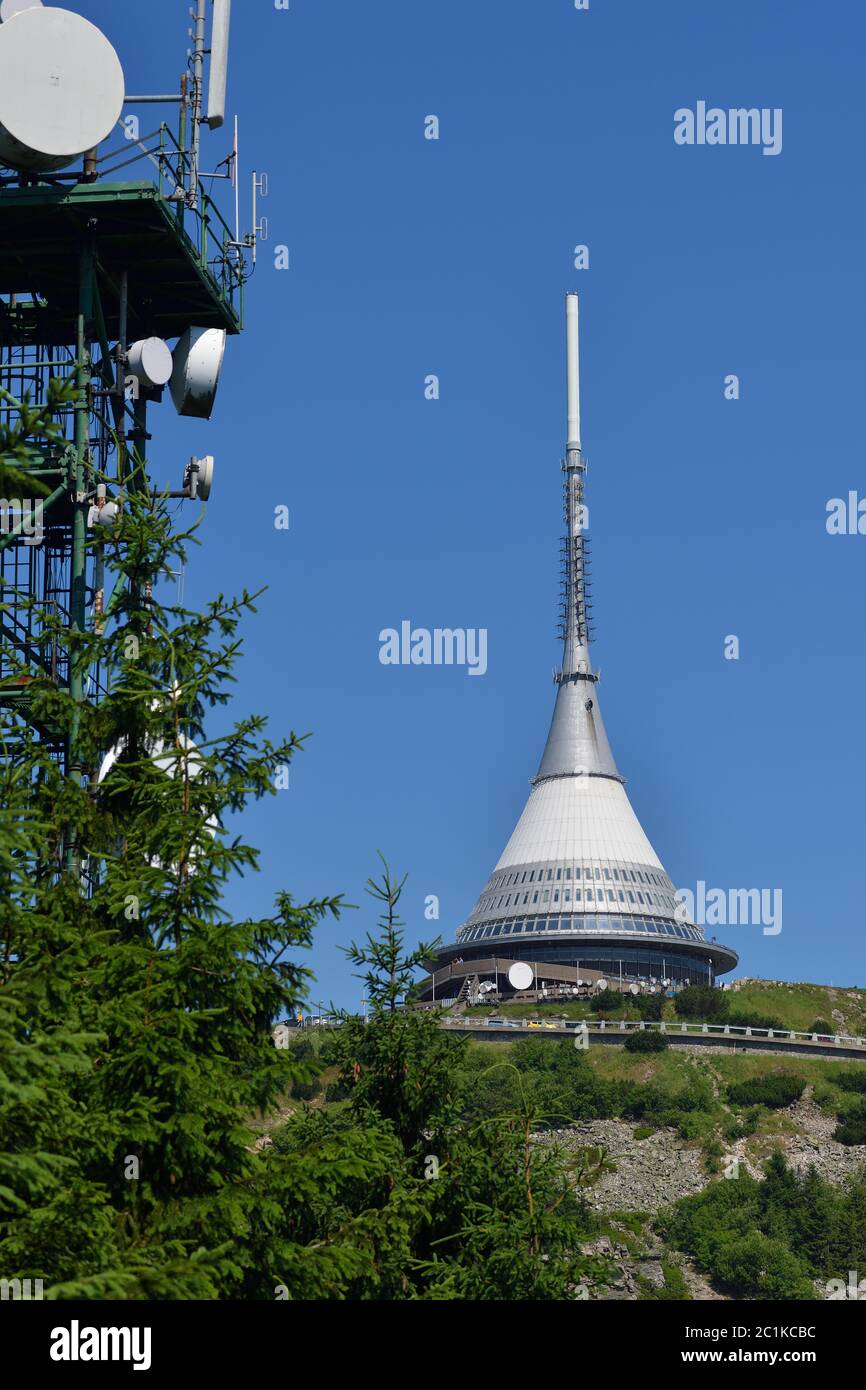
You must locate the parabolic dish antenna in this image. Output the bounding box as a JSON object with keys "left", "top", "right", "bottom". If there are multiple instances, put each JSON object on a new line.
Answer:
{"left": 595, "top": 978, "right": 608, "bottom": 992}
{"left": 170, "top": 328, "right": 227, "bottom": 419}
{"left": 507, "top": 961, "right": 534, "bottom": 992}
{"left": 0, "top": 6, "right": 125, "bottom": 172}
{"left": 1, "top": 1, "right": 44, "bottom": 22}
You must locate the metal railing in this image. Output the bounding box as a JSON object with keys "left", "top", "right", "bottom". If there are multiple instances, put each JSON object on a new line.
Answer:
{"left": 442, "top": 1017, "right": 866, "bottom": 1049}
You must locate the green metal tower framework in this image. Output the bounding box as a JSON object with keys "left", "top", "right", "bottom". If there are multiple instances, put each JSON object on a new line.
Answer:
{"left": 0, "top": 83, "right": 250, "bottom": 819}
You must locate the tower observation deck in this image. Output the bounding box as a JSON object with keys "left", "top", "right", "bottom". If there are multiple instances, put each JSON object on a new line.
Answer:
{"left": 421, "top": 296, "right": 738, "bottom": 1003}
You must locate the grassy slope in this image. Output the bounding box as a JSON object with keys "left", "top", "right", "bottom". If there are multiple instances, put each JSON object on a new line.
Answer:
{"left": 727, "top": 980, "right": 866, "bottom": 1034}
{"left": 463, "top": 1037, "right": 866, "bottom": 1160}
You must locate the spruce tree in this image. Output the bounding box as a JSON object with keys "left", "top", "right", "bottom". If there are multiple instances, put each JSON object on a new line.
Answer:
{"left": 0, "top": 485, "right": 345, "bottom": 1297}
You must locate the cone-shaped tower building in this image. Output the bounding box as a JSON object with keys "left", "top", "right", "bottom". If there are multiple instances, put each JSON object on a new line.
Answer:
{"left": 423, "top": 295, "right": 737, "bottom": 1001}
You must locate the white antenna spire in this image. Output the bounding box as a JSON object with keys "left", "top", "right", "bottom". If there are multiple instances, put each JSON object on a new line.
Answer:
{"left": 566, "top": 291, "right": 581, "bottom": 456}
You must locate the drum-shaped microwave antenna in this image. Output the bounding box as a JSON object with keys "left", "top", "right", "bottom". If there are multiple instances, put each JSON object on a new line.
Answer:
{"left": 170, "top": 328, "right": 227, "bottom": 419}
{"left": 0, "top": 7, "right": 125, "bottom": 172}
{"left": 507, "top": 961, "right": 534, "bottom": 992}
{"left": 127, "top": 338, "right": 173, "bottom": 390}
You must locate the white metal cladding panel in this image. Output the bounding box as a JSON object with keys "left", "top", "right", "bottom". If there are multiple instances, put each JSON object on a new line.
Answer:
{"left": 494, "top": 775, "right": 664, "bottom": 871}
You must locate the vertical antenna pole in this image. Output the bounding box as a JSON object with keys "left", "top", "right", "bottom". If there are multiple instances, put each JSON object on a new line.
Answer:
{"left": 188, "top": 0, "right": 207, "bottom": 207}
{"left": 566, "top": 291, "right": 581, "bottom": 459}
{"left": 177, "top": 72, "right": 188, "bottom": 224}
{"left": 67, "top": 239, "right": 95, "bottom": 866}
{"left": 234, "top": 115, "right": 239, "bottom": 243}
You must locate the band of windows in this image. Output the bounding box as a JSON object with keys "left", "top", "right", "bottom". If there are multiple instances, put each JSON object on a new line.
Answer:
{"left": 456, "top": 913, "right": 707, "bottom": 946}
{"left": 467, "top": 859, "right": 684, "bottom": 923}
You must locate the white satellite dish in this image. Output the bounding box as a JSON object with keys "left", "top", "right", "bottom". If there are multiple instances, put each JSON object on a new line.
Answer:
{"left": 184, "top": 455, "right": 214, "bottom": 502}
{"left": 595, "top": 978, "right": 608, "bottom": 992}
{"left": 0, "top": 7, "right": 125, "bottom": 172}
{"left": 629, "top": 983, "right": 639, "bottom": 996}
{"left": 97, "top": 728, "right": 218, "bottom": 870}
{"left": 507, "top": 961, "right": 534, "bottom": 992}
{"left": 127, "top": 338, "right": 173, "bottom": 390}
{"left": 1, "top": 1, "right": 43, "bottom": 22}
{"left": 170, "top": 328, "right": 227, "bottom": 419}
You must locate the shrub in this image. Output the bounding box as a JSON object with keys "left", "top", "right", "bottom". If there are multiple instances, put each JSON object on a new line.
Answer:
{"left": 833, "top": 1101, "right": 866, "bottom": 1146}
{"left": 640, "top": 993, "right": 665, "bottom": 1022}
{"left": 624, "top": 1029, "right": 669, "bottom": 1054}
{"left": 728, "top": 1010, "right": 785, "bottom": 1033}
{"left": 809, "top": 1018, "right": 835, "bottom": 1037}
{"left": 291, "top": 1077, "right": 321, "bottom": 1102}
{"left": 713, "top": 1232, "right": 814, "bottom": 1300}
{"left": 324, "top": 1077, "right": 352, "bottom": 1103}
{"left": 726, "top": 1074, "right": 805, "bottom": 1109}
{"left": 722, "top": 1107, "right": 760, "bottom": 1140}
{"left": 674, "top": 985, "right": 728, "bottom": 1022}
{"left": 593, "top": 988, "right": 623, "bottom": 1014}
{"left": 835, "top": 1071, "right": 866, "bottom": 1094}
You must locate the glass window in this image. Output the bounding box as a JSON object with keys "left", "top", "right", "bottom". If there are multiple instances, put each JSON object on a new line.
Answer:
{"left": 627, "top": 891, "right": 635, "bottom": 903}
{"left": 574, "top": 866, "right": 580, "bottom": 879}
{"left": 554, "top": 890, "right": 560, "bottom": 903}
{"left": 542, "top": 889, "right": 550, "bottom": 903}
{"left": 613, "top": 869, "right": 620, "bottom": 881}
{"left": 586, "top": 889, "right": 594, "bottom": 901}
{"left": 604, "top": 868, "right": 610, "bottom": 880}
{"left": 533, "top": 892, "right": 539, "bottom": 904}
{"left": 575, "top": 889, "right": 582, "bottom": 902}
{"left": 566, "top": 867, "right": 572, "bottom": 879}
{"left": 594, "top": 868, "right": 600, "bottom": 880}
{"left": 607, "top": 889, "right": 615, "bottom": 902}
{"left": 556, "top": 868, "right": 562, "bottom": 881}
{"left": 618, "top": 889, "right": 625, "bottom": 902}
{"left": 547, "top": 868, "right": 553, "bottom": 881}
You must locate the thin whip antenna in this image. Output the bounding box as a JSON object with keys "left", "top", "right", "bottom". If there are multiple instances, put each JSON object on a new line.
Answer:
{"left": 233, "top": 115, "right": 239, "bottom": 242}
{"left": 566, "top": 291, "right": 581, "bottom": 456}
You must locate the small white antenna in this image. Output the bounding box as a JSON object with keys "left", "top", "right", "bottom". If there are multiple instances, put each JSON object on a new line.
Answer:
{"left": 252, "top": 170, "right": 268, "bottom": 265}
{"left": 207, "top": 0, "right": 231, "bottom": 130}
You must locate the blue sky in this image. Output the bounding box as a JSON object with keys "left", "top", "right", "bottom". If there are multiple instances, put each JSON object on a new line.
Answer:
{"left": 84, "top": 0, "right": 864, "bottom": 1005}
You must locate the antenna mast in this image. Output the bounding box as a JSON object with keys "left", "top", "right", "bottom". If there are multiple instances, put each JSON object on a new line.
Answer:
{"left": 558, "top": 292, "right": 594, "bottom": 680}
{"left": 188, "top": 0, "right": 207, "bottom": 206}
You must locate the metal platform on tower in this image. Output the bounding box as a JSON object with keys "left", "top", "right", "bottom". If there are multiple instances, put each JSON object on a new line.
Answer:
{"left": 0, "top": 179, "right": 242, "bottom": 345}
